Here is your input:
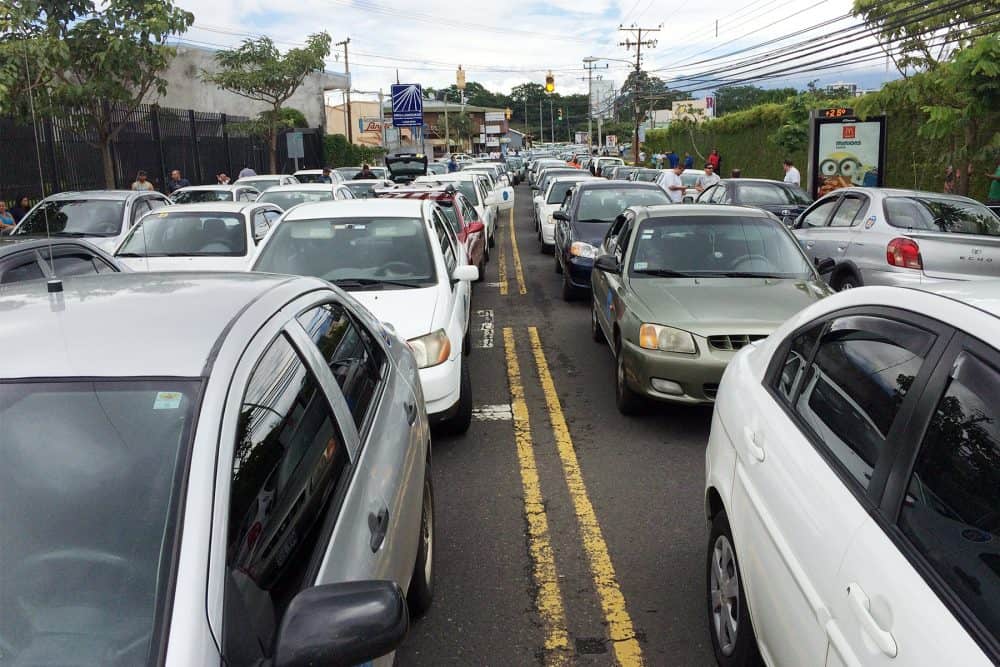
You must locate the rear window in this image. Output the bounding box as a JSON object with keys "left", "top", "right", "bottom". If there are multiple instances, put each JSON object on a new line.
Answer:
{"left": 884, "top": 196, "right": 1000, "bottom": 236}
{"left": 737, "top": 183, "right": 812, "bottom": 206}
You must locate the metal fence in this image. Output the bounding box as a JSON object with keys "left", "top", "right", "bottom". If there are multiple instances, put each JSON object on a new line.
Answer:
{"left": 1, "top": 103, "right": 324, "bottom": 202}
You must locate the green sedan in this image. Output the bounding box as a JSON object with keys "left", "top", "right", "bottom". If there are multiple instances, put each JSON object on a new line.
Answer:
{"left": 590, "top": 204, "right": 834, "bottom": 413}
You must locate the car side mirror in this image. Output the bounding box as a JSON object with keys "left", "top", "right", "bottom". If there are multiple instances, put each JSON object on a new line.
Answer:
{"left": 531, "top": 184, "right": 539, "bottom": 191}
{"left": 452, "top": 265, "right": 479, "bottom": 282}
{"left": 273, "top": 581, "right": 408, "bottom": 667}
{"left": 466, "top": 221, "right": 485, "bottom": 234}
{"left": 815, "top": 257, "right": 836, "bottom": 275}
{"left": 552, "top": 211, "right": 569, "bottom": 222}
{"left": 594, "top": 254, "right": 620, "bottom": 274}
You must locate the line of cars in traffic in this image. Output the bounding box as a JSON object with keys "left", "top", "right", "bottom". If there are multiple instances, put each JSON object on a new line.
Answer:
{"left": 0, "top": 154, "right": 523, "bottom": 666}
{"left": 524, "top": 147, "right": 1000, "bottom": 666}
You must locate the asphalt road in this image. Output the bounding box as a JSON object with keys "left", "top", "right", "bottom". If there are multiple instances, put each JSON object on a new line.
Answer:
{"left": 397, "top": 182, "right": 715, "bottom": 666}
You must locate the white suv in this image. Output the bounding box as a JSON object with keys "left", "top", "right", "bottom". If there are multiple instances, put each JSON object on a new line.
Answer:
{"left": 252, "top": 198, "right": 478, "bottom": 433}
{"left": 705, "top": 283, "right": 1000, "bottom": 666}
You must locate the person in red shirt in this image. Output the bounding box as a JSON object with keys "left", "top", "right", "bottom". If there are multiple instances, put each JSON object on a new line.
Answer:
{"left": 707, "top": 148, "right": 721, "bottom": 172}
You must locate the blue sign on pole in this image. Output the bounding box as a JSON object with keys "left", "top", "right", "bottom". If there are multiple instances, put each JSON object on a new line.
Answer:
{"left": 391, "top": 84, "right": 424, "bottom": 127}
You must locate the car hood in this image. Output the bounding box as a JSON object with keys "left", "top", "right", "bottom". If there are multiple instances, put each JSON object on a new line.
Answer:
{"left": 628, "top": 277, "right": 829, "bottom": 336}
{"left": 572, "top": 221, "right": 613, "bottom": 247}
{"left": 116, "top": 255, "right": 252, "bottom": 272}
{"left": 348, "top": 285, "right": 438, "bottom": 341}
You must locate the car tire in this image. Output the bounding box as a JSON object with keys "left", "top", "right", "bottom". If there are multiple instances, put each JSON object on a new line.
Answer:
{"left": 476, "top": 255, "right": 486, "bottom": 282}
{"left": 834, "top": 271, "right": 861, "bottom": 291}
{"left": 591, "top": 299, "right": 605, "bottom": 343}
{"left": 408, "top": 468, "right": 435, "bottom": 617}
{"left": 463, "top": 322, "right": 472, "bottom": 356}
{"left": 707, "top": 510, "right": 762, "bottom": 667}
{"left": 615, "top": 338, "right": 643, "bottom": 415}
{"left": 489, "top": 230, "right": 496, "bottom": 248}
{"left": 438, "top": 360, "right": 472, "bottom": 435}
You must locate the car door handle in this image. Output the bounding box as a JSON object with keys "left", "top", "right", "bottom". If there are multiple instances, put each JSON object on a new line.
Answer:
{"left": 836, "top": 245, "right": 847, "bottom": 251}
{"left": 369, "top": 506, "right": 390, "bottom": 552}
{"left": 847, "top": 584, "right": 897, "bottom": 658}
{"left": 805, "top": 241, "right": 816, "bottom": 248}
{"left": 405, "top": 400, "right": 418, "bottom": 425}
{"left": 743, "top": 426, "right": 765, "bottom": 462}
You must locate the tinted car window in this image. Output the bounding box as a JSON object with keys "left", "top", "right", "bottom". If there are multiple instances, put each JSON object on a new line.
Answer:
{"left": 795, "top": 315, "right": 935, "bottom": 489}
{"left": 547, "top": 181, "right": 583, "bottom": 204}
{"left": 16, "top": 199, "right": 127, "bottom": 237}
{"left": 438, "top": 203, "right": 462, "bottom": 233}
{"left": 776, "top": 323, "right": 824, "bottom": 402}
{"left": 299, "top": 304, "right": 386, "bottom": 429}
{"left": 51, "top": 252, "right": 100, "bottom": 277}
{"left": 800, "top": 199, "right": 839, "bottom": 228}
{"left": 225, "top": 335, "right": 349, "bottom": 662}
{"left": 737, "top": 182, "right": 811, "bottom": 205}
{"left": 899, "top": 349, "right": 1000, "bottom": 640}
{"left": 1, "top": 255, "right": 45, "bottom": 283}
{"left": 170, "top": 189, "right": 234, "bottom": 204}
{"left": 830, "top": 197, "right": 866, "bottom": 227}
{"left": 432, "top": 210, "right": 458, "bottom": 273}
{"left": 884, "top": 196, "right": 1000, "bottom": 236}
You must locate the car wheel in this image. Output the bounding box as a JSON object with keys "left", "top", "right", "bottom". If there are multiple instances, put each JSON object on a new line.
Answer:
{"left": 476, "top": 254, "right": 486, "bottom": 282}
{"left": 554, "top": 250, "right": 563, "bottom": 274}
{"left": 489, "top": 229, "right": 496, "bottom": 248}
{"left": 707, "top": 510, "right": 762, "bottom": 666}
{"left": 438, "top": 360, "right": 472, "bottom": 435}
{"left": 463, "top": 322, "right": 472, "bottom": 356}
{"left": 835, "top": 272, "right": 861, "bottom": 291}
{"left": 591, "top": 299, "right": 605, "bottom": 343}
{"left": 615, "top": 338, "right": 643, "bottom": 415}
{"left": 408, "top": 468, "right": 435, "bottom": 617}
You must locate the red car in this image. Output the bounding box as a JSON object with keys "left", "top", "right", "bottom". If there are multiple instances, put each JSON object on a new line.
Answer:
{"left": 376, "top": 186, "right": 487, "bottom": 280}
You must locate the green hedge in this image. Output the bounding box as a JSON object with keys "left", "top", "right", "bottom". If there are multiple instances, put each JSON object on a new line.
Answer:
{"left": 323, "top": 134, "right": 386, "bottom": 168}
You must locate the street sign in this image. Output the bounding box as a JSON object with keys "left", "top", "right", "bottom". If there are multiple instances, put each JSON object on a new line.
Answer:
{"left": 391, "top": 84, "right": 424, "bottom": 127}
{"left": 286, "top": 132, "right": 304, "bottom": 159}
{"left": 485, "top": 111, "right": 505, "bottom": 122}
{"left": 359, "top": 118, "right": 384, "bottom": 133}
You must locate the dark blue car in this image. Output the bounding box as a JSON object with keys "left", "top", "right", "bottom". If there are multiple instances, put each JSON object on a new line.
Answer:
{"left": 553, "top": 181, "right": 670, "bottom": 300}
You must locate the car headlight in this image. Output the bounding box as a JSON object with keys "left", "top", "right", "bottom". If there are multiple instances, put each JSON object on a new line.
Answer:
{"left": 407, "top": 329, "right": 452, "bottom": 368}
{"left": 570, "top": 241, "right": 598, "bottom": 259}
{"left": 639, "top": 323, "right": 697, "bottom": 354}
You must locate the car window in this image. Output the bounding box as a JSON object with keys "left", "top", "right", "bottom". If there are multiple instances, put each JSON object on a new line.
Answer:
{"left": 252, "top": 211, "right": 270, "bottom": 243}
{"left": 899, "top": 348, "right": 1000, "bottom": 640}
{"left": 795, "top": 315, "right": 936, "bottom": 489}
{"left": 438, "top": 203, "right": 462, "bottom": 234}
{"left": 264, "top": 210, "right": 281, "bottom": 224}
{"left": 830, "top": 196, "right": 866, "bottom": 227}
{"left": 298, "top": 304, "right": 387, "bottom": 430}
{"left": 131, "top": 200, "right": 152, "bottom": 226}
{"left": 774, "top": 323, "right": 824, "bottom": 402}
{"left": 51, "top": 252, "right": 100, "bottom": 277}
{"left": 1, "top": 254, "right": 46, "bottom": 283}
{"left": 736, "top": 183, "right": 804, "bottom": 206}
{"left": 460, "top": 197, "right": 479, "bottom": 223}
{"left": 800, "top": 198, "right": 839, "bottom": 228}
{"left": 224, "top": 334, "right": 350, "bottom": 663}
{"left": 884, "top": 196, "right": 1000, "bottom": 236}
{"left": 147, "top": 197, "right": 168, "bottom": 210}
{"left": 432, "top": 209, "right": 458, "bottom": 274}
{"left": 118, "top": 211, "right": 248, "bottom": 257}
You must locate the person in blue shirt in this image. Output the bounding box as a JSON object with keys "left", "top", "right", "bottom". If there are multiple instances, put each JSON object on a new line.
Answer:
{"left": 0, "top": 200, "right": 15, "bottom": 234}
{"left": 683, "top": 152, "right": 694, "bottom": 169}
{"left": 166, "top": 169, "right": 191, "bottom": 193}
{"left": 667, "top": 150, "right": 680, "bottom": 168}
{"left": 448, "top": 156, "right": 458, "bottom": 173}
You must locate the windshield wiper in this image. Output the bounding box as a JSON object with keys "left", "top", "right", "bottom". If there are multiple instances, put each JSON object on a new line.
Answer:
{"left": 720, "top": 272, "right": 789, "bottom": 279}
{"left": 633, "top": 268, "right": 695, "bottom": 277}
{"left": 577, "top": 218, "right": 613, "bottom": 223}
{"left": 332, "top": 277, "right": 421, "bottom": 289}
{"left": 51, "top": 231, "right": 89, "bottom": 237}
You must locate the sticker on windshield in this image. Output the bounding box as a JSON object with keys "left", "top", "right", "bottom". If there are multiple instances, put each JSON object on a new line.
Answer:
{"left": 153, "top": 391, "right": 183, "bottom": 410}
{"left": 633, "top": 261, "right": 648, "bottom": 270}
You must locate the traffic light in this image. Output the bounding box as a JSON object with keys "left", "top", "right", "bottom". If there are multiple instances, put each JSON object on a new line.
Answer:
{"left": 456, "top": 65, "right": 466, "bottom": 90}
{"left": 558, "top": 108, "right": 564, "bottom": 122}
{"left": 505, "top": 107, "right": 512, "bottom": 120}
{"left": 545, "top": 71, "right": 555, "bottom": 93}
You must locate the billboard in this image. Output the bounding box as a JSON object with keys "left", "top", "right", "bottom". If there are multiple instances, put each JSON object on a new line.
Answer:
{"left": 485, "top": 111, "right": 505, "bottom": 122}
{"left": 809, "top": 109, "right": 886, "bottom": 198}
{"left": 575, "top": 131, "right": 588, "bottom": 144}
{"left": 606, "top": 135, "right": 617, "bottom": 147}
{"left": 390, "top": 84, "right": 423, "bottom": 127}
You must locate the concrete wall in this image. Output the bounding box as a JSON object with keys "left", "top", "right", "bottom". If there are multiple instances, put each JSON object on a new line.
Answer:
{"left": 149, "top": 44, "right": 348, "bottom": 128}
{"left": 326, "top": 100, "right": 383, "bottom": 145}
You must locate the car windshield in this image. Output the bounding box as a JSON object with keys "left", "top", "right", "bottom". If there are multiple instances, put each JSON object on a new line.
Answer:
{"left": 884, "top": 196, "right": 1000, "bottom": 236}
{"left": 15, "top": 199, "right": 125, "bottom": 237}
{"left": 547, "top": 181, "right": 581, "bottom": 204}
{"left": 0, "top": 379, "right": 199, "bottom": 667}
{"left": 343, "top": 182, "right": 381, "bottom": 198}
{"left": 738, "top": 182, "right": 813, "bottom": 205}
{"left": 170, "top": 189, "right": 234, "bottom": 204}
{"left": 577, "top": 187, "right": 669, "bottom": 222}
{"left": 635, "top": 171, "right": 658, "bottom": 182}
{"left": 294, "top": 172, "right": 330, "bottom": 184}
{"left": 681, "top": 173, "right": 702, "bottom": 187}
{"left": 629, "top": 216, "right": 814, "bottom": 278}
{"left": 257, "top": 190, "right": 333, "bottom": 210}
{"left": 426, "top": 163, "right": 449, "bottom": 175}
{"left": 241, "top": 179, "right": 280, "bottom": 191}
{"left": 117, "top": 211, "right": 248, "bottom": 257}
{"left": 335, "top": 168, "right": 362, "bottom": 179}
{"left": 445, "top": 180, "right": 478, "bottom": 203}
{"left": 254, "top": 217, "right": 436, "bottom": 287}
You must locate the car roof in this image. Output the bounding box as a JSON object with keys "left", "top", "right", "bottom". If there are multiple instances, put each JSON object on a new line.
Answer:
{"left": 722, "top": 178, "right": 792, "bottom": 186}
{"left": 283, "top": 197, "right": 427, "bottom": 221}
{"left": 0, "top": 272, "right": 320, "bottom": 378}
{"left": 916, "top": 281, "right": 1000, "bottom": 318}
{"left": 175, "top": 185, "right": 247, "bottom": 192}
{"left": 827, "top": 187, "right": 984, "bottom": 204}
{"left": 155, "top": 202, "right": 258, "bottom": 214}
{"left": 0, "top": 237, "right": 109, "bottom": 255}
{"left": 638, "top": 203, "right": 773, "bottom": 218}
{"left": 576, "top": 180, "right": 664, "bottom": 191}
{"left": 42, "top": 190, "right": 140, "bottom": 201}
{"left": 236, "top": 174, "right": 288, "bottom": 180}
{"left": 258, "top": 184, "right": 337, "bottom": 192}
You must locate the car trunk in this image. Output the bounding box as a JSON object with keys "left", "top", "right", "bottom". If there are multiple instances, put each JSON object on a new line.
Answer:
{"left": 906, "top": 230, "right": 1000, "bottom": 280}
{"left": 385, "top": 153, "right": 428, "bottom": 184}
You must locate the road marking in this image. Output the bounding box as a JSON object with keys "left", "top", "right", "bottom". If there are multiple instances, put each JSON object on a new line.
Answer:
{"left": 497, "top": 221, "right": 509, "bottom": 296}
{"left": 471, "top": 403, "right": 513, "bottom": 421}
{"left": 503, "top": 327, "right": 571, "bottom": 665}
{"left": 475, "top": 308, "right": 494, "bottom": 349}
{"left": 509, "top": 207, "right": 527, "bottom": 295}
{"left": 528, "top": 326, "right": 645, "bottom": 667}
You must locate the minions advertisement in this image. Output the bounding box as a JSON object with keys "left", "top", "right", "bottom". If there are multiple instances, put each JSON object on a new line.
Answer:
{"left": 811, "top": 114, "right": 886, "bottom": 198}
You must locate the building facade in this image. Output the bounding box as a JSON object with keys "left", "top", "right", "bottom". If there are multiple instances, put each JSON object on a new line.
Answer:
{"left": 383, "top": 100, "right": 510, "bottom": 157}
{"left": 326, "top": 100, "right": 384, "bottom": 147}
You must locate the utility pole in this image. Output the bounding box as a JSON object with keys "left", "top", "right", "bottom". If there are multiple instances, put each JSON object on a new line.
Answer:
{"left": 549, "top": 98, "right": 554, "bottom": 145}
{"left": 539, "top": 99, "right": 543, "bottom": 143}
{"left": 336, "top": 38, "right": 353, "bottom": 143}
{"left": 619, "top": 24, "right": 660, "bottom": 165}
{"left": 443, "top": 91, "right": 450, "bottom": 155}
{"left": 582, "top": 58, "right": 608, "bottom": 153}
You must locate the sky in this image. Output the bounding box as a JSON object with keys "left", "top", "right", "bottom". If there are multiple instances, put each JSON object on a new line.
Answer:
{"left": 173, "top": 0, "right": 902, "bottom": 103}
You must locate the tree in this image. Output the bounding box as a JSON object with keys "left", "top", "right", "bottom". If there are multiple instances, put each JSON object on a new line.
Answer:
{"left": 204, "top": 33, "right": 331, "bottom": 172}
{"left": 2, "top": 0, "right": 193, "bottom": 188}
{"left": 715, "top": 85, "right": 797, "bottom": 115}
{"left": 449, "top": 112, "right": 474, "bottom": 151}
{"left": 853, "top": 0, "right": 993, "bottom": 72}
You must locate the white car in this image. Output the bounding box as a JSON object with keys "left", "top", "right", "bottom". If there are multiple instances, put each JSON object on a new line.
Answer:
{"left": 592, "top": 156, "right": 624, "bottom": 176}
{"left": 342, "top": 179, "right": 396, "bottom": 199}
{"left": 255, "top": 183, "right": 356, "bottom": 209}
{"left": 233, "top": 174, "right": 300, "bottom": 191}
{"left": 293, "top": 168, "right": 345, "bottom": 183}
{"left": 705, "top": 282, "right": 1000, "bottom": 667}
{"left": 415, "top": 173, "right": 500, "bottom": 249}
{"left": 169, "top": 184, "right": 261, "bottom": 204}
{"left": 251, "top": 198, "right": 478, "bottom": 434}
{"left": 655, "top": 168, "right": 706, "bottom": 203}
{"left": 463, "top": 164, "right": 516, "bottom": 208}
{"left": 537, "top": 174, "right": 594, "bottom": 251}
{"left": 114, "top": 202, "right": 282, "bottom": 271}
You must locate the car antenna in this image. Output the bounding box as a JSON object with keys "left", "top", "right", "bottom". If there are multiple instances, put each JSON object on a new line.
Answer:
{"left": 21, "top": 41, "right": 60, "bottom": 293}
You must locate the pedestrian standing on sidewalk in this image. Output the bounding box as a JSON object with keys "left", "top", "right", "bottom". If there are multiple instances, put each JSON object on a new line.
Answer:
{"left": 986, "top": 159, "right": 1000, "bottom": 204}
{"left": 131, "top": 170, "right": 155, "bottom": 191}
{"left": 683, "top": 152, "right": 694, "bottom": 169}
{"left": 661, "top": 163, "right": 686, "bottom": 203}
{"left": 782, "top": 159, "right": 801, "bottom": 187}
{"left": 707, "top": 148, "right": 721, "bottom": 173}
{"left": 217, "top": 173, "right": 231, "bottom": 185}
{"left": 10, "top": 194, "right": 30, "bottom": 223}
{"left": 944, "top": 165, "right": 956, "bottom": 193}
{"left": 0, "top": 200, "right": 15, "bottom": 234}
{"left": 166, "top": 169, "right": 191, "bottom": 194}
{"left": 667, "top": 149, "right": 680, "bottom": 168}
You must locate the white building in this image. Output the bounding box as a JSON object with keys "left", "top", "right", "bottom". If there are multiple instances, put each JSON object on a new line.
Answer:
{"left": 150, "top": 44, "right": 349, "bottom": 128}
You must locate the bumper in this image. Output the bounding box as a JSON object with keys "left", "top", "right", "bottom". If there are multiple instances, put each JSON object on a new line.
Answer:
{"left": 620, "top": 337, "right": 736, "bottom": 404}
{"left": 419, "top": 356, "right": 461, "bottom": 416}
{"left": 860, "top": 268, "right": 955, "bottom": 288}
{"left": 540, "top": 218, "right": 556, "bottom": 244}
{"left": 565, "top": 256, "right": 595, "bottom": 289}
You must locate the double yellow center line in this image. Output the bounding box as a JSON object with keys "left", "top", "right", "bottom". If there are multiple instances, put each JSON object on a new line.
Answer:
{"left": 497, "top": 208, "right": 526, "bottom": 296}
{"left": 504, "top": 326, "right": 644, "bottom": 666}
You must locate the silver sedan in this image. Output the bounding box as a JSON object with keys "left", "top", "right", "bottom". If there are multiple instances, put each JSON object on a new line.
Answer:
{"left": 0, "top": 272, "right": 433, "bottom": 666}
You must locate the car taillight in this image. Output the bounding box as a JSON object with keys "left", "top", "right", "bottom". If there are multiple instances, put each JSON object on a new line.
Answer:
{"left": 886, "top": 238, "right": 922, "bottom": 270}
